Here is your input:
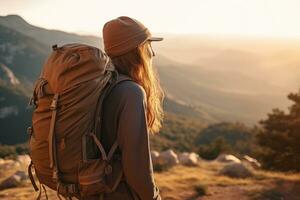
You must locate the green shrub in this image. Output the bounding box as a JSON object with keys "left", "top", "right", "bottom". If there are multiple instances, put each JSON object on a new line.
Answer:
{"left": 0, "top": 143, "right": 29, "bottom": 158}
{"left": 252, "top": 188, "right": 284, "bottom": 200}
{"left": 198, "top": 137, "right": 229, "bottom": 160}
{"left": 194, "top": 184, "right": 207, "bottom": 196}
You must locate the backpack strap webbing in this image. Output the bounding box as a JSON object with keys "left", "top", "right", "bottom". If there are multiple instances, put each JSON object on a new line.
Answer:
{"left": 88, "top": 72, "right": 133, "bottom": 162}
{"left": 28, "top": 161, "right": 50, "bottom": 200}
{"left": 88, "top": 133, "right": 108, "bottom": 161}
{"left": 28, "top": 161, "right": 39, "bottom": 191}
{"left": 48, "top": 93, "right": 60, "bottom": 181}
{"left": 36, "top": 183, "right": 48, "bottom": 200}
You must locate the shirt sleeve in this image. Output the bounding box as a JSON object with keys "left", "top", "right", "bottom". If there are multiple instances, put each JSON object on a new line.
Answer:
{"left": 115, "top": 81, "right": 161, "bottom": 200}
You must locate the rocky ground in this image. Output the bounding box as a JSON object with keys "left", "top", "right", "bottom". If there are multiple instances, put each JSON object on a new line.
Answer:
{"left": 0, "top": 153, "right": 300, "bottom": 200}
{"left": 155, "top": 162, "right": 300, "bottom": 200}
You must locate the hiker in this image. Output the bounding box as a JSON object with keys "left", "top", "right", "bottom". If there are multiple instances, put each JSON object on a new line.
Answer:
{"left": 28, "top": 16, "right": 163, "bottom": 200}
{"left": 98, "top": 16, "right": 164, "bottom": 200}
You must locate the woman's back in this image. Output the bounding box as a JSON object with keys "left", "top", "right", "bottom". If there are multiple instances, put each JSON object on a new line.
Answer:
{"left": 100, "top": 73, "right": 161, "bottom": 200}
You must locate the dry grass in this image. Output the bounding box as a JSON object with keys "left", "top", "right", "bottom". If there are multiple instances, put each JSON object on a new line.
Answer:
{"left": 1, "top": 160, "right": 300, "bottom": 200}
{"left": 154, "top": 161, "right": 300, "bottom": 200}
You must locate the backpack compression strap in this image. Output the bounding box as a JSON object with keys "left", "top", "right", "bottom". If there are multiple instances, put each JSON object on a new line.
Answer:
{"left": 48, "top": 93, "right": 66, "bottom": 200}
{"left": 49, "top": 94, "right": 59, "bottom": 175}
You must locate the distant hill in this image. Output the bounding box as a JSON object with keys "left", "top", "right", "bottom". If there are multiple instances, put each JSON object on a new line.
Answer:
{"left": 154, "top": 38, "right": 293, "bottom": 124}
{"left": 0, "top": 15, "right": 101, "bottom": 48}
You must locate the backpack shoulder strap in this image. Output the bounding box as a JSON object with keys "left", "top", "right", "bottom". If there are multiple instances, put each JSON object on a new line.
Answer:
{"left": 106, "top": 73, "right": 134, "bottom": 159}
{"left": 97, "top": 72, "right": 134, "bottom": 158}
{"left": 115, "top": 73, "right": 134, "bottom": 86}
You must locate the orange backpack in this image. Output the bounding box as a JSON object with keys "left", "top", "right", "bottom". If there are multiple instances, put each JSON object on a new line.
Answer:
{"left": 27, "top": 43, "right": 130, "bottom": 199}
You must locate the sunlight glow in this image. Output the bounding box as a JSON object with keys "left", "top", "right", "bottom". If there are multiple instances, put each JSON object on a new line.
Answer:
{"left": 1, "top": 0, "right": 300, "bottom": 38}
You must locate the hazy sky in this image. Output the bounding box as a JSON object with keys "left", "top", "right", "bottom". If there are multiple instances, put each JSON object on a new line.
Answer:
{"left": 1, "top": 0, "right": 300, "bottom": 38}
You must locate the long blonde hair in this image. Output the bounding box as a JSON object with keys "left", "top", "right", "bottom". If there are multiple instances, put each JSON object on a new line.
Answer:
{"left": 111, "top": 41, "right": 164, "bottom": 134}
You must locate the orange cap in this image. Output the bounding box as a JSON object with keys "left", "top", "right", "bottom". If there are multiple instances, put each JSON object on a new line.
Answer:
{"left": 102, "top": 16, "right": 163, "bottom": 58}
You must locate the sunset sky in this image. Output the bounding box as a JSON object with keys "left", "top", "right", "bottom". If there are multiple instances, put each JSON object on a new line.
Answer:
{"left": 1, "top": 0, "right": 300, "bottom": 38}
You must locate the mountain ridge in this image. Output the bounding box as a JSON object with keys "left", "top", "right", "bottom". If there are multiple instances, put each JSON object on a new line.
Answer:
{"left": 0, "top": 14, "right": 102, "bottom": 48}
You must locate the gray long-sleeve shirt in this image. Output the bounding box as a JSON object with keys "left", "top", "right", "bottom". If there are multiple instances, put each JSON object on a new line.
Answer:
{"left": 100, "top": 73, "right": 161, "bottom": 200}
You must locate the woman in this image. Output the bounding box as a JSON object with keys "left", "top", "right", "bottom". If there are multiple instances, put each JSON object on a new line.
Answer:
{"left": 100, "top": 16, "right": 164, "bottom": 200}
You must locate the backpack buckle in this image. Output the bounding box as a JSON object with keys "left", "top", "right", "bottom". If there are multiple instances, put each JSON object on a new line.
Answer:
{"left": 52, "top": 168, "right": 58, "bottom": 181}
{"left": 57, "top": 182, "right": 79, "bottom": 197}
{"left": 50, "top": 94, "right": 59, "bottom": 110}
{"left": 27, "top": 126, "right": 33, "bottom": 135}
{"left": 105, "top": 164, "right": 112, "bottom": 175}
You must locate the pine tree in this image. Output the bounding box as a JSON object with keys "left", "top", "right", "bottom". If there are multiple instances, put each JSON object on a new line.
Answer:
{"left": 257, "top": 90, "right": 300, "bottom": 171}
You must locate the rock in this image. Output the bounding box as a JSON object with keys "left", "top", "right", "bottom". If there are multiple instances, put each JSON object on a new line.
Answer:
{"left": 16, "top": 155, "right": 31, "bottom": 167}
{"left": 0, "top": 174, "right": 22, "bottom": 190}
{"left": 0, "top": 170, "right": 28, "bottom": 190}
{"left": 220, "top": 163, "right": 253, "bottom": 178}
{"left": 151, "top": 150, "right": 160, "bottom": 166}
{"left": 216, "top": 154, "right": 241, "bottom": 164}
{"left": 156, "top": 149, "right": 179, "bottom": 167}
{"left": 242, "top": 155, "right": 261, "bottom": 169}
{"left": 14, "top": 171, "right": 28, "bottom": 181}
{"left": 178, "top": 152, "right": 199, "bottom": 166}
{"left": 151, "top": 150, "right": 160, "bottom": 159}
{"left": 0, "top": 159, "right": 20, "bottom": 171}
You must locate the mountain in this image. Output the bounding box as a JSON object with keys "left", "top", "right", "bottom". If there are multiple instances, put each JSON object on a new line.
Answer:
{"left": 153, "top": 36, "right": 298, "bottom": 124}
{"left": 0, "top": 23, "right": 48, "bottom": 84}
{"left": 0, "top": 86, "right": 32, "bottom": 144}
{"left": 0, "top": 23, "right": 44, "bottom": 144}
{"left": 154, "top": 55, "right": 286, "bottom": 123}
{"left": 0, "top": 15, "right": 101, "bottom": 48}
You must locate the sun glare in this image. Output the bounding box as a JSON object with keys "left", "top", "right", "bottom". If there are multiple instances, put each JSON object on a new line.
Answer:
{"left": 1, "top": 0, "right": 300, "bottom": 38}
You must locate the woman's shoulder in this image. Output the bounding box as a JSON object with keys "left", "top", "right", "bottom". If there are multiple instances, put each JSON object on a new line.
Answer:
{"left": 111, "top": 74, "right": 146, "bottom": 101}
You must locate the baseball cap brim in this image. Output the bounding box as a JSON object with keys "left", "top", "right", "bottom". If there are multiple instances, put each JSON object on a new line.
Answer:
{"left": 148, "top": 37, "right": 163, "bottom": 41}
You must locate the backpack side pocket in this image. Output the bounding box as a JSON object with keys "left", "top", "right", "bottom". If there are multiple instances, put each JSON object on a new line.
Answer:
{"left": 78, "top": 158, "right": 111, "bottom": 196}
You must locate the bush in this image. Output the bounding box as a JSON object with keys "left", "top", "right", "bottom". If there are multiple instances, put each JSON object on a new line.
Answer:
{"left": 0, "top": 143, "right": 29, "bottom": 158}
{"left": 195, "top": 122, "right": 256, "bottom": 159}
{"left": 193, "top": 184, "right": 207, "bottom": 196}
{"left": 153, "top": 163, "right": 171, "bottom": 173}
{"left": 253, "top": 188, "right": 284, "bottom": 200}
{"left": 198, "top": 137, "right": 229, "bottom": 160}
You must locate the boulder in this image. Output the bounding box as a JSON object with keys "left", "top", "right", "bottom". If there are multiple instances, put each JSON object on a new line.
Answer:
{"left": 14, "top": 171, "right": 28, "bottom": 181}
{"left": 178, "top": 152, "right": 199, "bottom": 166}
{"left": 216, "top": 154, "right": 241, "bottom": 164}
{"left": 156, "top": 149, "right": 179, "bottom": 167}
{"left": 151, "top": 150, "right": 160, "bottom": 166}
{"left": 242, "top": 155, "right": 261, "bottom": 169}
{"left": 0, "top": 174, "right": 22, "bottom": 190}
{"left": 0, "top": 170, "right": 28, "bottom": 190}
{"left": 16, "top": 155, "right": 31, "bottom": 167}
{"left": 220, "top": 163, "right": 253, "bottom": 178}
{"left": 151, "top": 150, "right": 160, "bottom": 159}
